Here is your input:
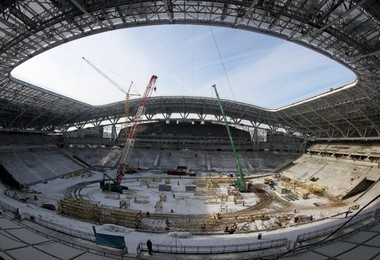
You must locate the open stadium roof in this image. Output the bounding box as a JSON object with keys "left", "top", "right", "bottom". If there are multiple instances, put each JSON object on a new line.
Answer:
{"left": 0, "top": 0, "right": 379, "bottom": 140}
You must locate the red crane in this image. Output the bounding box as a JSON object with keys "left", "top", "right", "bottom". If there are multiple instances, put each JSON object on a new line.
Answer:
{"left": 116, "top": 75, "right": 158, "bottom": 184}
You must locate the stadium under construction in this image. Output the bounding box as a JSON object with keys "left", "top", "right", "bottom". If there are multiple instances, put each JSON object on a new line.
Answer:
{"left": 0, "top": 1, "right": 379, "bottom": 259}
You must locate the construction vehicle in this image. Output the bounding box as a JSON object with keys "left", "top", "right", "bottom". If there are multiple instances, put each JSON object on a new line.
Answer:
{"left": 118, "top": 75, "right": 157, "bottom": 165}
{"left": 264, "top": 177, "right": 275, "bottom": 187}
{"left": 212, "top": 84, "right": 252, "bottom": 192}
{"left": 116, "top": 75, "right": 157, "bottom": 184}
{"left": 167, "top": 168, "right": 187, "bottom": 176}
{"left": 82, "top": 57, "right": 157, "bottom": 192}
{"left": 100, "top": 173, "right": 128, "bottom": 193}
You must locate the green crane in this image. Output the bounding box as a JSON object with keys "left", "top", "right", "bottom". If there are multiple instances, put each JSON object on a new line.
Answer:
{"left": 212, "top": 84, "right": 248, "bottom": 191}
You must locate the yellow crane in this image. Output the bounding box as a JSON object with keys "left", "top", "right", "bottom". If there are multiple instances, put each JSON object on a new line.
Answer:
{"left": 81, "top": 57, "right": 139, "bottom": 142}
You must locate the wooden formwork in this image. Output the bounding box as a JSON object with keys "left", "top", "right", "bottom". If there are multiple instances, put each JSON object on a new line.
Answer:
{"left": 195, "top": 176, "right": 233, "bottom": 188}
{"left": 58, "top": 198, "right": 141, "bottom": 228}
{"left": 58, "top": 197, "right": 283, "bottom": 234}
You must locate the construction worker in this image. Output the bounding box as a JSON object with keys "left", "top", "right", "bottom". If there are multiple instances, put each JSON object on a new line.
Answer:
{"left": 147, "top": 239, "right": 153, "bottom": 255}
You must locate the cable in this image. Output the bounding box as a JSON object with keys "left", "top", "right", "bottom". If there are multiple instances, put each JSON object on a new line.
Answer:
{"left": 209, "top": 26, "right": 236, "bottom": 101}
{"left": 321, "top": 193, "right": 379, "bottom": 242}
{"left": 281, "top": 193, "right": 380, "bottom": 258}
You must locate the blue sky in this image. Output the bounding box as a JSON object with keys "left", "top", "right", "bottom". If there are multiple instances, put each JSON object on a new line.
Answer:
{"left": 12, "top": 25, "right": 356, "bottom": 109}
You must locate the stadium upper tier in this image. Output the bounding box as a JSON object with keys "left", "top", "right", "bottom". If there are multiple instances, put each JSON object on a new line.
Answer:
{"left": 0, "top": 1, "right": 379, "bottom": 140}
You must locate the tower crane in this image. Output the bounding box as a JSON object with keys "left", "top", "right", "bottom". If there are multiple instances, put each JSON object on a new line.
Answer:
{"left": 212, "top": 84, "right": 251, "bottom": 192}
{"left": 81, "top": 57, "right": 139, "bottom": 142}
{"left": 82, "top": 57, "right": 131, "bottom": 96}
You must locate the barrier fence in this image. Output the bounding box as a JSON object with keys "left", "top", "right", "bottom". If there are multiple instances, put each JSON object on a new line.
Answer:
{"left": 138, "top": 237, "right": 289, "bottom": 254}
{"left": 0, "top": 213, "right": 123, "bottom": 259}
{"left": 137, "top": 209, "right": 379, "bottom": 256}
{"left": 1, "top": 198, "right": 379, "bottom": 259}
{"left": 35, "top": 217, "right": 95, "bottom": 241}
{"left": 0, "top": 199, "right": 95, "bottom": 241}
{"left": 296, "top": 211, "right": 375, "bottom": 242}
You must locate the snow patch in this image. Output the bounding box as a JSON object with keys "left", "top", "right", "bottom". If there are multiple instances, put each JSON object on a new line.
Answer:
{"left": 97, "top": 224, "right": 133, "bottom": 234}
{"left": 168, "top": 232, "right": 193, "bottom": 239}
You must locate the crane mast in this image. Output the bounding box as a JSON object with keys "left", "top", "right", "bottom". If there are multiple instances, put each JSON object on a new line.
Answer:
{"left": 211, "top": 84, "right": 248, "bottom": 191}
{"left": 81, "top": 57, "right": 139, "bottom": 146}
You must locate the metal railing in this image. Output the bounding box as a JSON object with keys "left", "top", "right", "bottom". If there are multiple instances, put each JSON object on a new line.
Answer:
{"left": 296, "top": 211, "right": 374, "bottom": 242}
{"left": 1, "top": 198, "right": 379, "bottom": 260}
{"left": 138, "top": 237, "right": 288, "bottom": 254}
{"left": 0, "top": 213, "right": 124, "bottom": 259}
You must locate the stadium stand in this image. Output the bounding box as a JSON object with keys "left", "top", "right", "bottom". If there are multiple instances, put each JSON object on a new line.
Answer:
{"left": 0, "top": 149, "right": 84, "bottom": 186}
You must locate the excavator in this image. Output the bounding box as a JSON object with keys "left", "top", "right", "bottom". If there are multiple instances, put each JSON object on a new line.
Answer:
{"left": 212, "top": 84, "right": 252, "bottom": 192}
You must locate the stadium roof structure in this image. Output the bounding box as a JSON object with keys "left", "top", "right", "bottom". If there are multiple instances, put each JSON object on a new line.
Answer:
{"left": 0, "top": 0, "right": 379, "bottom": 140}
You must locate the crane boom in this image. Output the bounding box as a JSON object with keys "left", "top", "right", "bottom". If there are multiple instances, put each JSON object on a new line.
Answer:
{"left": 82, "top": 57, "right": 139, "bottom": 144}
{"left": 82, "top": 57, "right": 127, "bottom": 94}
{"left": 120, "top": 75, "right": 158, "bottom": 164}
{"left": 212, "top": 84, "right": 247, "bottom": 191}
{"left": 81, "top": 57, "right": 151, "bottom": 188}
{"left": 116, "top": 75, "right": 158, "bottom": 184}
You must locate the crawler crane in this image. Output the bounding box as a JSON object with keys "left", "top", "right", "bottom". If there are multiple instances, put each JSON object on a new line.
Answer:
{"left": 82, "top": 57, "right": 157, "bottom": 190}
{"left": 212, "top": 84, "right": 251, "bottom": 192}
{"left": 116, "top": 75, "right": 158, "bottom": 185}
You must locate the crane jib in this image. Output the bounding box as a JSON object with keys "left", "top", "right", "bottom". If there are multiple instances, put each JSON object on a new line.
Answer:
{"left": 212, "top": 84, "right": 248, "bottom": 191}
